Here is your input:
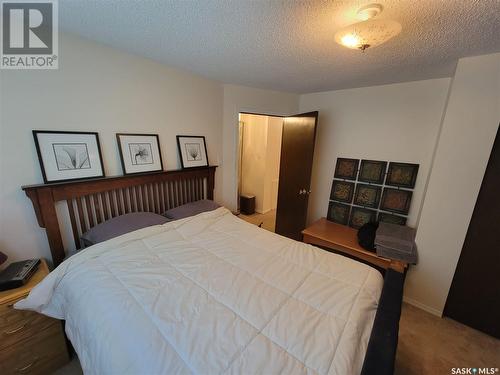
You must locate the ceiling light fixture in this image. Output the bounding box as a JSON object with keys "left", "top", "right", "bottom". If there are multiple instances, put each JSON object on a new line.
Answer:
{"left": 335, "top": 3, "right": 401, "bottom": 52}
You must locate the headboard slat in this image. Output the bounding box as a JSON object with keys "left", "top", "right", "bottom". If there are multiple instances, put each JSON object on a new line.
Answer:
{"left": 76, "top": 197, "right": 87, "bottom": 234}
{"left": 122, "top": 189, "right": 128, "bottom": 214}
{"left": 154, "top": 184, "right": 160, "bottom": 214}
{"left": 149, "top": 185, "right": 155, "bottom": 213}
{"left": 101, "top": 192, "right": 110, "bottom": 221}
{"left": 166, "top": 182, "right": 171, "bottom": 209}
{"left": 189, "top": 179, "right": 194, "bottom": 203}
{"left": 159, "top": 183, "right": 165, "bottom": 213}
{"left": 92, "top": 195, "right": 101, "bottom": 224}
{"left": 67, "top": 199, "right": 81, "bottom": 249}
{"left": 23, "top": 167, "right": 217, "bottom": 266}
{"left": 85, "top": 196, "right": 95, "bottom": 228}
{"left": 131, "top": 186, "right": 138, "bottom": 212}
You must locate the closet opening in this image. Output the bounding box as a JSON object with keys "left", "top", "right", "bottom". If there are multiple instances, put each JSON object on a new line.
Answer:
{"left": 236, "top": 110, "right": 318, "bottom": 240}
{"left": 237, "top": 112, "right": 283, "bottom": 232}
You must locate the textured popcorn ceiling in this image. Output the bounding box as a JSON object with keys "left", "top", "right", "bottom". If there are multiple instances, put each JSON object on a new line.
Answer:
{"left": 60, "top": 0, "right": 500, "bottom": 93}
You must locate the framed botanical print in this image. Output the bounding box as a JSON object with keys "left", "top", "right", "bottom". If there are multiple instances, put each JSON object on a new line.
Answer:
{"left": 358, "top": 159, "right": 387, "bottom": 184}
{"left": 327, "top": 201, "right": 351, "bottom": 225}
{"left": 378, "top": 212, "right": 407, "bottom": 226}
{"left": 380, "top": 188, "right": 413, "bottom": 215}
{"left": 330, "top": 180, "right": 355, "bottom": 203}
{"left": 385, "top": 162, "right": 419, "bottom": 188}
{"left": 33, "top": 130, "right": 104, "bottom": 183}
{"left": 349, "top": 207, "right": 377, "bottom": 229}
{"left": 116, "top": 133, "right": 164, "bottom": 175}
{"left": 353, "top": 183, "right": 382, "bottom": 208}
{"left": 176, "top": 135, "right": 209, "bottom": 168}
{"left": 334, "top": 158, "right": 359, "bottom": 180}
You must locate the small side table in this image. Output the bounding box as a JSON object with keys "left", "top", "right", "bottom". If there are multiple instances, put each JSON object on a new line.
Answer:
{"left": 0, "top": 259, "right": 70, "bottom": 374}
{"left": 302, "top": 218, "right": 408, "bottom": 273}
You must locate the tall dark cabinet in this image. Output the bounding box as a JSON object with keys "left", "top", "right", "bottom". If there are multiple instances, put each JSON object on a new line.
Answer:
{"left": 444, "top": 125, "right": 500, "bottom": 338}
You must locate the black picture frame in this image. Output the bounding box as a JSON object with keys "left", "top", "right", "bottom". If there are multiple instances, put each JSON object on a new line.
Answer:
{"left": 353, "top": 183, "right": 382, "bottom": 208}
{"left": 378, "top": 212, "right": 408, "bottom": 226}
{"left": 330, "top": 180, "right": 355, "bottom": 203}
{"left": 334, "top": 158, "right": 359, "bottom": 180}
{"left": 380, "top": 188, "right": 413, "bottom": 215}
{"left": 327, "top": 201, "right": 351, "bottom": 225}
{"left": 176, "top": 135, "right": 209, "bottom": 169}
{"left": 349, "top": 206, "right": 377, "bottom": 229}
{"left": 33, "top": 130, "right": 105, "bottom": 184}
{"left": 385, "top": 162, "right": 419, "bottom": 188}
{"left": 358, "top": 159, "right": 387, "bottom": 184}
{"left": 116, "top": 133, "right": 164, "bottom": 175}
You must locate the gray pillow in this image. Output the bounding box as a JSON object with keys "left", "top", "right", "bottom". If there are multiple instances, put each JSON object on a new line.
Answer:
{"left": 81, "top": 212, "right": 170, "bottom": 246}
{"left": 163, "top": 200, "right": 220, "bottom": 220}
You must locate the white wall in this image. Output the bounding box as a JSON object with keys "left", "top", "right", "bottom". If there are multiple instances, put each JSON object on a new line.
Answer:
{"left": 300, "top": 78, "right": 451, "bottom": 228}
{"left": 407, "top": 53, "right": 500, "bottom": 315}
{"left": 222, "top": 85, "right": 298, "bottom": 211}
{"left": 0, "top": 33, "right": 224, "bottom": 264}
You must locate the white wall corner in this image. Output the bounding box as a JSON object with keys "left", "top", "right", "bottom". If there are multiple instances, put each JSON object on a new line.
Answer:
{"left": 405, "top": 52, "right": 500, "bottom": 315}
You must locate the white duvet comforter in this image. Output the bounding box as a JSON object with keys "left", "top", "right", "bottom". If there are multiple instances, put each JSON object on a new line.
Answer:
{"left": 16, "top": 207, "right": 383, "bottom": 375}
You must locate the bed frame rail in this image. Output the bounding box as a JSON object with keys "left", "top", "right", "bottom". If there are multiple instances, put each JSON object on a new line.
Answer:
{"left": 22, "top": 166, "right": 216, "bottom": 266}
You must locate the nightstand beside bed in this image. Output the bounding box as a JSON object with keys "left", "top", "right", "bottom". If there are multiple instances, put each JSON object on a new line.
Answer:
{"left": 302, "top": 218, "right": 408, "bottom": 273}
{"left": 0, "top": 259, "right": 69, "bottom": 375}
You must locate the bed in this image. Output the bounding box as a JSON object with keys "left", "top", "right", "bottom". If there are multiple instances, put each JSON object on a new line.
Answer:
{"left": 19, "top": 167, "right": 404, "bottom": 375}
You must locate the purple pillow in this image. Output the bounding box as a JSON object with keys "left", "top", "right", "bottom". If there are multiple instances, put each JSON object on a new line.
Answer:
{"left": 81, "top": 212, "right": 170, "bottom": 246}
{"left": 163, "top": 200, "right": 220, "bottom": 220}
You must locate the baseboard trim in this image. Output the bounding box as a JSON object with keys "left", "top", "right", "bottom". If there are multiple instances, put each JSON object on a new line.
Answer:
{"left": 403, "top": 296, "right": 443, "bottom": 317}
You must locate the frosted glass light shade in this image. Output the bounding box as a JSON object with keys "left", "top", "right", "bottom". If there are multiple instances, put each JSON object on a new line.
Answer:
{"left": 335, "top": 19, "right": 402, "bottom": 51}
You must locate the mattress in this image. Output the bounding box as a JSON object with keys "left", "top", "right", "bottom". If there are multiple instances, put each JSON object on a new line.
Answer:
{"left": 16, "top": 207, "right": 383, "bottom": 375}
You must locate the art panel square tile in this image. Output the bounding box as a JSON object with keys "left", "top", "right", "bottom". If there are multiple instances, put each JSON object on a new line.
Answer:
{"left": 330, "top": 180, "right": 355, "bottom": 203}
{"left": 358, "top": 159, "right": 387, "bottom": 184}
{"left": 334, "top": 158, "right": 359, "bottom": 180}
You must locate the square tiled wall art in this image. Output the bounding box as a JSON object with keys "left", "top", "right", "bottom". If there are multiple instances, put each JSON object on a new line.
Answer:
{"left": 353, "top": 183, "right": 381, "bottom": 209}
{"left": 327, "top": 201, "right": 351, "bottom": 225}
{"left": 327, "top": 157, "right": 419, "bottom": 228}
{"left": 349, "top": 207, "right": 377, "bottom": 229}
{"left": 334, "top": 158, "right": 359, "bottom": 180}
{"left": 330, "top": 180, "right": 355, "bottom": 203}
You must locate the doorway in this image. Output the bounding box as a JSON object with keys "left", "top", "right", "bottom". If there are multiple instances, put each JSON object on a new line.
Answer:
{"left": 238, "top": 113, "right": 283, "bottom": 232}
{"left": 237, "top": 111, "right": 318, "bottom": 239}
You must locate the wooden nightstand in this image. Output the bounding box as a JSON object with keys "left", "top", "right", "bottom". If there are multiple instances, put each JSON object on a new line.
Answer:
{"left": 0, "top": 259, "right": 70, "bottom": 374}
{"left": 302, "top": 218, "right": 408, "bottom": 273}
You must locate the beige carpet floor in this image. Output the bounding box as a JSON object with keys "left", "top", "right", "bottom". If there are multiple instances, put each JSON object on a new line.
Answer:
{"left": 54, "top": 302, "right": 500, "bottom": 374}
{"left": 238, "top": 209, "right": 276, "bottom": 232}
{"left": 395, "top": 303, "right": 499, "bottom": 374}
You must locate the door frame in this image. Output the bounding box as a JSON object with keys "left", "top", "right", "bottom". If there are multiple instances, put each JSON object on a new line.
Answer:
{"left": 236, "top": 111, "right": 287, "bottom": 214}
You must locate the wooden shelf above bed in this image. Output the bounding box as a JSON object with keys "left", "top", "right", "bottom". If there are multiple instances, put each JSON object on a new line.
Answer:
{"left": 302, "top": 218, "right": 407, "bottom": 273}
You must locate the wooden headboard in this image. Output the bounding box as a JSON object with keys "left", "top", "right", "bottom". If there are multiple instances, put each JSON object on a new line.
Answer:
{"left": 22, "top": 166, "right": 216, "bottom": 266}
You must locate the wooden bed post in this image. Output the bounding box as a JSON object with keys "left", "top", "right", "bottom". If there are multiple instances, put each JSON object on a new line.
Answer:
{"left": 25, "top": 186, "right": 66, "bottom": 266}
{"left": 37, "top": 188, "right": 65, "bottom": 266}
{"left": 207, "top": 166, "right": 215, "bottom": 200}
